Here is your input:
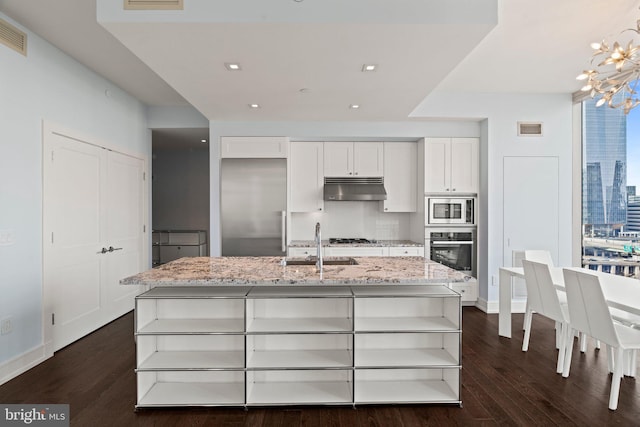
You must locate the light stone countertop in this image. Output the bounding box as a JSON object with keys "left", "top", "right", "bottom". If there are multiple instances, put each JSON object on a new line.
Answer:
{"left": 289, "top": 240, "right": 423, "bottom": 248}
{"left": 120, "top": 256, "right": 473, "bottom": 286}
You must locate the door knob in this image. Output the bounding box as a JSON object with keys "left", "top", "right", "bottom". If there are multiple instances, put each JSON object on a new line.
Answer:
{"left": 97, "top": 247, "right": 108, "bottom": 254}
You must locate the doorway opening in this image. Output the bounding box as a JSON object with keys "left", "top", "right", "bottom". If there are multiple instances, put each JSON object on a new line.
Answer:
{"left": 151, "top": 128, "right": 210, "bottom": 265}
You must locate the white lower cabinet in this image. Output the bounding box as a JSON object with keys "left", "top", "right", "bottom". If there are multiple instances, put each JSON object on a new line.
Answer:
{"left": 450, "top": 283, "right": 478, "bottom": 303}
{"left": 290, "top": 245, "right": 424, "bottom": 257}
{"left": 287, "top": 247, "right": 323, "bottom": 257}
{"left": 324, "top": 246, "right": 388, "bottom": 257}
{"left": 135, "top": 284, "right": 461, "bottom": 408}
{"left": 388, "top": 246, "right": 425, "bottom": 257}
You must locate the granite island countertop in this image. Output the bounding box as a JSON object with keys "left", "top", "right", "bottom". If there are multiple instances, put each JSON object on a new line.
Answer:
{"left": 289, "top": 239, "right": 423, "bottom": 248}
{"left": 120, "top": 256, "right": 473, "bottom": 286}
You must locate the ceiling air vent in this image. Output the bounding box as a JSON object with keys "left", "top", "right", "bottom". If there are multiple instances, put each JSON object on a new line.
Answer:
{"left": 0, "top": 18, "right": 27, "bottom": 56}
{"left": 124, "top": 0, "right": 184, "bottom": 10}
{"left": 517, "top": 122, "right": 543, "bottom": 137}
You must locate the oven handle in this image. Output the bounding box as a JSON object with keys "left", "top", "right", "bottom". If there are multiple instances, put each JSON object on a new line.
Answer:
{"left": 431, "top": 241, "right": 474, "bottom": 245}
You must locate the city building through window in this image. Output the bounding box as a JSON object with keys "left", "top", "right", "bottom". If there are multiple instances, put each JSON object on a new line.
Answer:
{"left": 582, "top": 91, "right": 640, "bottom": 277}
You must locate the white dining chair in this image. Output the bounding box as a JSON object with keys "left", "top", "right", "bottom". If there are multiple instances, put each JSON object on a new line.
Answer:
{"left": 524, "top": 250, "right": 554, "bottom": 265}
{"left": 521, "top": 260, "right": 571, "bottom": 374}
{"left": 522, "top": 250, "right": 598, "bottom": 352}
{"left": 562, "top": 268, "right": 640, "bottom": 410}
{"left": 523, "top": 251, "right": 556, "bottom": 333}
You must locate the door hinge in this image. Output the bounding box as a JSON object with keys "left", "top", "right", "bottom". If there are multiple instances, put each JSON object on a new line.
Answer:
{"left": 143, "top": 172, "right": 146, "bottom": 181}
{"left": 51, "top": 151, "right": 54, "bottom": 162}
{"left": 143, "top": 225, "right": 146, "bottom": 233}
{"left": 51, "top": 313, "right": 55, "bottom": 325}
{"left": 51, "top": 232, "right": 54, "bottom": 244}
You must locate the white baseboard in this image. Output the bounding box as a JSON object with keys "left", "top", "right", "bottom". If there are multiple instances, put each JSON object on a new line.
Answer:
{"left": 475, "top": 297, "right": 491, "bottom": 313}
{"left": 0, "top": 345, "right": 51, "bottom": 386}
{"left": 474, "top": 298, "right": 527, "bottom": 315}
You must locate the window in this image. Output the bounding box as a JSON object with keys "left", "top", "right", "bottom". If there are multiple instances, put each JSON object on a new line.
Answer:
{"left": 581, "top": 95, "right": 640, "bottom": 277}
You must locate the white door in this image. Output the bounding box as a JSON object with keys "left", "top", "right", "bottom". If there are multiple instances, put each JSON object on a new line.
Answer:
{"left": 503, "top": 157, "right": 559, "bottom": 298}
{"left": 104, "top": 151, "right": 145, "bottom": 312}
{"left": 43, "top": 130, "right": 145, "bottom": 351}
{"left": 44, "top": 134, "right": 105, "bottom": 350}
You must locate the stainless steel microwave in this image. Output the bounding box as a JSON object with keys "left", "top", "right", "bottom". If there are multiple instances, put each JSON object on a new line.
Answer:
{"left": 427, "top": 197, "right": 475, "bottom": 225}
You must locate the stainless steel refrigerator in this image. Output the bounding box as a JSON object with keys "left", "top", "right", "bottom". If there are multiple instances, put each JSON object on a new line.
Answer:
{"left": 221, "top": 158, "right": 287, "bottom": 256}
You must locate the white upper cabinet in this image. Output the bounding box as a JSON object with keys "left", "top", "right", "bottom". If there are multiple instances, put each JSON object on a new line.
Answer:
{"left": 424, "top": 138, "right": 450, "bottom": 192}
{"left": 383, "top": 142, "right": 417, "bottom": 212}
{"left": 353, "top": 142, "right": 384, "bottom": 177}
{"left": 290, "top": 142, "right": 324, "bottom": 212}
{"left": 450, "top": 138, "right": 478, "bottom": 193}
{"left": 323, "top": 142, "right": 353, "bottom": 176}
{"left": 424, "top": 138, "right": 478, "bottom": 194}
{"left": 324, "top": 142, "right": 383, "bottom": 177}
{"left": 220, "top": 136, "right": 289, "bottom": 158}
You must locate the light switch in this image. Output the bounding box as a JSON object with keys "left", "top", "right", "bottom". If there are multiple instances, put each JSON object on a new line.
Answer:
{"left": 0, "top": 229, "right": 16, "bottom": 246}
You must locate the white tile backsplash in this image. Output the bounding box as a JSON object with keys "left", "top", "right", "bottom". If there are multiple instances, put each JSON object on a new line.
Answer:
{"left": 290, "top": 201, "right": 414, "bottom": 241}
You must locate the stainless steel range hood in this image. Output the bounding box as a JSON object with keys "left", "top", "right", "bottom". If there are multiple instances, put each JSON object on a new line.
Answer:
{"left": 323, "top": 177, "right": 387, "bottom": 201}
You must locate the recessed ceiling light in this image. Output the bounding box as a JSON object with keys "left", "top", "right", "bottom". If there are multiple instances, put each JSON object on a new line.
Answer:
{"left": 249, "top": 103, "right": 260, "bottom": 109}
{"left": 349, "top": 104, "right": 360, "bottom": 109}
{"left": 225, "top": 63, "right": 241, "bottom": 71}
{"left": 362, "top": 64, "right": 377, "bottom": 72}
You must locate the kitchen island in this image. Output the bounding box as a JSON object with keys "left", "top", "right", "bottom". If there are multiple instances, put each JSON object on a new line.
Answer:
{"left": 121, "top": 256, "right": 472, "bottom": 286}
{"left": 122, "top": 257, "right": 467, "bottom": 409}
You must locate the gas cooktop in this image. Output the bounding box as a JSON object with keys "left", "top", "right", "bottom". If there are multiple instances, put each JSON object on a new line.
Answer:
{"left": 328, "top": 238, "right": 376, "bottom": 244}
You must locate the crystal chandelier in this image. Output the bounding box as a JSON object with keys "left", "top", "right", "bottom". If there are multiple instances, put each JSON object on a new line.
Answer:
{"left": 577, "top": 17, "right": 640, "bottom": 114}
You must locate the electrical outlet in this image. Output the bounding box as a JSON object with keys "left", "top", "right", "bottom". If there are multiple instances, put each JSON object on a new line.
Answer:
{"left": 1, "top": 317, "right": 13, "bottom": 335}
{"left": 491, "top": 275, "right": 497, "bottom": 287}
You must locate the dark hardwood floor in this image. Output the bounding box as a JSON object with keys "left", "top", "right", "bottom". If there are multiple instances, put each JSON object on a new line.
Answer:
{"left": 1, "top": 307, "right": 639, "bottom": 426}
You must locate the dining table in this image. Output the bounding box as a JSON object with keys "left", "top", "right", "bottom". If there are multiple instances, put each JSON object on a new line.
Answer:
{"left": 498, "top": 266, "right": 640, "bottom": 338}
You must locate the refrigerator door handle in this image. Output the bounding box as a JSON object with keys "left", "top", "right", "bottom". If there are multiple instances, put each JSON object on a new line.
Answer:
{"left": 281, "top": 210, "right": 286, "bottom": 252}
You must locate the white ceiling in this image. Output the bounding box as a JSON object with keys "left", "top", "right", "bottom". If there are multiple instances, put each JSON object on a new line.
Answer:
{"left": 1, "top": 0, "right": 639, "bottom": 123}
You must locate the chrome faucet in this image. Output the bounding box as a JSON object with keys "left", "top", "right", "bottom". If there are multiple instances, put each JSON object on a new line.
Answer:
{"left": 315, "top": 222, "right": 323, "bottom": 278}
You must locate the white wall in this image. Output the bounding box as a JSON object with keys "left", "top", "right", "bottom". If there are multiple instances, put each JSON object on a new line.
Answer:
{"left": 0, "top": 13, "right": 150, "bottom": 380}
{"left": 152, "top": 147, "right": 210, "bottom": 242}
{"left": 291, "top": 203, "right": 413, "bottom": 242}
{"left": 413, "top": 91, "right": 574, "bottom": 311}
{"left": 208, "top": 121, "right": 482, "bottom": 255}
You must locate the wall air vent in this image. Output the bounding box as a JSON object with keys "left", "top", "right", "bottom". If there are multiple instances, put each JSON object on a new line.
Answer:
{"left": 124, "top": 0, "right": 184, "bottom": 10}
{"left": 0, "top": 18, "right": 27, "bottom": 56}
{"left": 517, "top": 122, "right": 543, "bottom": 137}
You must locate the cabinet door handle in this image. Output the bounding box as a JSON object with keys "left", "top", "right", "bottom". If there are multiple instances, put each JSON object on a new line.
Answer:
{"left": 452, "top": 188, "right": 456, "bottom": 191}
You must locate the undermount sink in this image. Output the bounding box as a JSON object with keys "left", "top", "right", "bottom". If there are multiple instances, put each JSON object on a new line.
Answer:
{"left": 282, "top": 256, "right": 358, "bottom": 266}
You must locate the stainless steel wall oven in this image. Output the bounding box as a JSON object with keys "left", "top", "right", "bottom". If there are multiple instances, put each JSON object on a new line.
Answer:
{"left": 426, "top": 228, "right": 476, "bottom": 277}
